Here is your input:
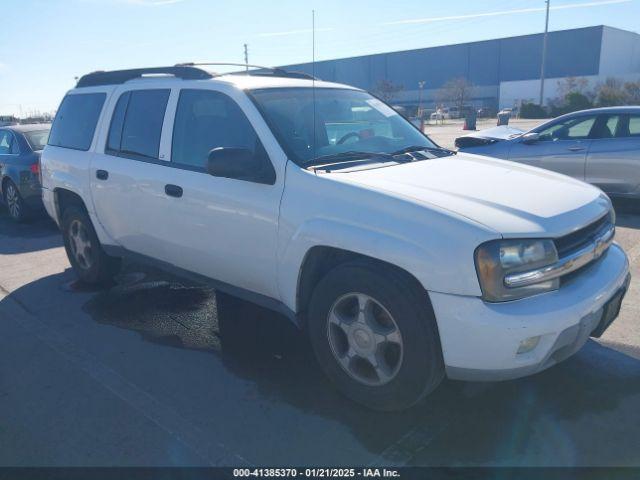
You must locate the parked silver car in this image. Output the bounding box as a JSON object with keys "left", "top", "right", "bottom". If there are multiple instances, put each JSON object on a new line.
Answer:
{"left": 456, "top": 107, "right": 640, "bottom": 199}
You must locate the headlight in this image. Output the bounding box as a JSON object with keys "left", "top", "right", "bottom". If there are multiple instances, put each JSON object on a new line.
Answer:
{"left": 475, "top": 238, "right": 559, "bottom": 302}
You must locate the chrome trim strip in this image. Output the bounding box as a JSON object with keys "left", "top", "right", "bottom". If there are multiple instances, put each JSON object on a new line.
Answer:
{"left": 504, "top": 224, "right": 615, "bottom": 288}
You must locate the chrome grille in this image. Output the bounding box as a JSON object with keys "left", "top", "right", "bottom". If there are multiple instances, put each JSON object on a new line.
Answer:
{"left": 554, "top": 213, "right": 612, "bottom": 257}
{"left": 504, "top": 213, "right": 615, "bottom": 289}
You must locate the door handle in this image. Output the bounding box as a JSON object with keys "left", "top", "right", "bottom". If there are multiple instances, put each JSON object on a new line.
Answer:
{"left": 567, "top": 146, "right": 585, "bottom": 152}
{"left": 165, "top": 184, "right": 183, "bottom": 198}
{"left": 96, "top": 169, "right": 109, "bottom": 180}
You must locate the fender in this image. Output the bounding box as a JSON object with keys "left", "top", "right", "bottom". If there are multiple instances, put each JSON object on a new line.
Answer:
{"left": 278, "top": 217, "right": 488, "bottom": 314}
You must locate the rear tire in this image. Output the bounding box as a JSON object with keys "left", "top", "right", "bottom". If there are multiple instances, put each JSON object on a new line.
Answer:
{"left": 61, "top": 205, "right": 121, "bottom": 284}
{"left": 307, "top": 260, "right": 444, "bottom": 411}
{"left": 3, "top": 180, "right": 28, "bottom": 222}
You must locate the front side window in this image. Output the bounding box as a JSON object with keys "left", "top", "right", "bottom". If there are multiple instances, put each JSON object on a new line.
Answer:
{"left": 171, "top": 89, "right": 270, "bottom": 171}
{"left": 249, "top": 88, "right": 438, "bottom": 166}
{"left": 106, "top": 89, "right": 170, "bottom": 159}
{"left": 537, "top": 116, "right": 597, "bottom": 142}
{"left": 49, "top": 93, "right": 106, "bottom": 151}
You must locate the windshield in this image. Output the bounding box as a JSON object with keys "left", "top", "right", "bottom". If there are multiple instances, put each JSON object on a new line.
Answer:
{"left": 249, "top": 88, "right": 438, "bottom": 166}
{"left": 24, "top": 129, "right": 50, "bottom": 151}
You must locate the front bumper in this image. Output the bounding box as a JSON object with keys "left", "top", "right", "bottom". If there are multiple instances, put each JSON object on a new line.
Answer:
{"left": 430, "top": 243, "right": 630, "bottom": 381}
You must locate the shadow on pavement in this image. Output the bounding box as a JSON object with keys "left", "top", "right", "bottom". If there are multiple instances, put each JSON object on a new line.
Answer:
{"left": 0, "top": 209, "right": 60, "bottom": 255}
{"left": 613, "top": 199, "right": 640, "bottom": 229}
{"left": 77, "top": 271, "right": 640, "bottom": 465}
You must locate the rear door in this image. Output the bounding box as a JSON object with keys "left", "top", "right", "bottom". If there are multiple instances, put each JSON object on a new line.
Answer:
{"left": 508, "top": 114, "right": 596, "bottom": 180}
{"left": 585, "top": 113, "right": 640, "bottom": 195}
{"left": 89, "top": 85, "right": 173, "bottom": 256}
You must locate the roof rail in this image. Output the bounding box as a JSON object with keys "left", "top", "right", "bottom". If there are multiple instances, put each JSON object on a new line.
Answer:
{"left": 175, "top": 62, "right": 317, "bottom": 80}
{"left": 75, "top": 66, "right": 213, "bottom": 88}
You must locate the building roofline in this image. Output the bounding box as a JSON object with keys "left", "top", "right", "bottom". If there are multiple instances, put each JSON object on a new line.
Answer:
{"left": 281, "top": 25, "right": 635, "bottom": 68}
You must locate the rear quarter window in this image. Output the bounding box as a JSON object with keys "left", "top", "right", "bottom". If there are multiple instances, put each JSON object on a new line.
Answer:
{"left": 48, "top": 93, "right": 106, "bottom": 151}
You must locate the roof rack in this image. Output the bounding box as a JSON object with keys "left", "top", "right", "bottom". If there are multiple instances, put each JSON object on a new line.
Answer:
{"left": 175, "top": 62, "right": 317, "bottom": 80}
{"left": 75, "top": 66, "right": 213, "bottom": 88}
{"left": 75, "top": 63, "right": 317, "bottom": 88}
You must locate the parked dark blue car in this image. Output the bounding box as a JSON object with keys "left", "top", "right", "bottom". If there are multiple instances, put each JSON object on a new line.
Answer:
{"left": 0, "top": 123, "right": 50, "bottom": 221}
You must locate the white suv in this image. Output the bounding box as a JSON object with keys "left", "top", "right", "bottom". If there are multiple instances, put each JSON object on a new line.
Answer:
{"left": 41, "top": 65, "right": 630, "bottom": 410}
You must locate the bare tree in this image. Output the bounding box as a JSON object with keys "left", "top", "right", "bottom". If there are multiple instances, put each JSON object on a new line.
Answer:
{"left": 556, "top": 76, "right": 590, "bottom": 98}
{"left": 372, "top": 79, "right": 404, "bottom": 104}
{"left": 624, "top": 81, "right": 640, "bottom": 104}
{"left": 435, "top": 77, "right": 473, "bottom": 113}
{"left": 595, "top": 77, "right": 628, "bottom": 107}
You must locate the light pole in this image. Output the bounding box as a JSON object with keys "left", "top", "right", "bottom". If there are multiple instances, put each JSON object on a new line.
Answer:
{"left": 539, "top": 0, "right": 550, "bottom": 106}
{"left": 418, "top": 80, "right": 426, "bottom": 118}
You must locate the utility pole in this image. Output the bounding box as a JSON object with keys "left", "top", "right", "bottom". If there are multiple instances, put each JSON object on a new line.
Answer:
{"left": 244, "top": 43, "right": 249, "bottom": 72}
{"left": 539, "top": 0, "right": 550, "bottom": 106}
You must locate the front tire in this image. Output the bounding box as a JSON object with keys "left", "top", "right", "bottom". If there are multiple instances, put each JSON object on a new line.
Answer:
{"left": 61, "top": 205, "right": 121, "bottom": 284}
{"left": 307, "top": 260, "right": 444, "bottom": 411}
{"left": 3, "top": 180, "right": 28, "bottom": 222}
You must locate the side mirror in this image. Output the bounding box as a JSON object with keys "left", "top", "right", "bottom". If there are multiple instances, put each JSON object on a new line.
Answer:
{"left": 207, "top": 147, "right": 275, "bottom": 185}
{"left": 521, "top": 132, "right": 540, "bottom": 144}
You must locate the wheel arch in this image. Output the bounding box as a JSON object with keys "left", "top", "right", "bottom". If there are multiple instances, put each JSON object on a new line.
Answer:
{"left": 53, "top": 187, "right": 89, "bottom": 222}
{"left": 295, "top": 245, "right": 434, "bottom": 328}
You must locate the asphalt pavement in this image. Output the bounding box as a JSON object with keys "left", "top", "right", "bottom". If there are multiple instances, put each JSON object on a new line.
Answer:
{"left": 0, "top": 196, "right": 639, "bottom": 467}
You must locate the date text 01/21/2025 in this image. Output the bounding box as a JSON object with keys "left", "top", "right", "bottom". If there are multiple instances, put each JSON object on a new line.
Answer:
{"left": 232, "top": 468, "right": 400, "bottom": 478}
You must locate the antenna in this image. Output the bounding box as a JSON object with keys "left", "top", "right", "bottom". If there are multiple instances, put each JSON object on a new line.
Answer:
{"left": 244, "top": 43, "right": 249, "bottom": 73}
{"left": 312, "top": 9, "right": 317, "bottom": 164}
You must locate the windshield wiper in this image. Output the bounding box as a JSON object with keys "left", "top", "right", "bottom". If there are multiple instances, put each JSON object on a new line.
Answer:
{"left": 307, "top": 151, "right": 396, "bottom": 169}
{"left": 391, "top": 145, "right": 456, "bottom": 156}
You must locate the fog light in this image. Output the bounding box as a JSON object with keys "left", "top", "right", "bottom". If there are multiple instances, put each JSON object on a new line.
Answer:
{"left": 517, "top": 336, "right": 541, "bottom": 354}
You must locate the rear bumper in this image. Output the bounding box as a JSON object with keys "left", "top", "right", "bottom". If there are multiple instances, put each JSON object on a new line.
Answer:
{"left": 430, "top": 243, "right": 630, "bottom": 381}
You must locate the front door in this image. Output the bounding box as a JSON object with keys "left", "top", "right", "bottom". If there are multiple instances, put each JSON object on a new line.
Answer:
{"left": 508, "top": 114, "right": 597, "bottom": 180}
{"left": 153, "top": 87, "right": 284, "bottom": 299}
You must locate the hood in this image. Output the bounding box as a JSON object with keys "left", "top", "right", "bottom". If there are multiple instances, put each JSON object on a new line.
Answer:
{"left": 330, "top": 153, "right": 611, "bottom": 237}
{"left": 455, "top": 125, "right": 524, "bottom": 148}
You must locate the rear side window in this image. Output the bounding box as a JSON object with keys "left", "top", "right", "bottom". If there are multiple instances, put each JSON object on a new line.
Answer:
{"left": 106, "top": 89, "right": 170, "bottom": 160}
{"left": 49, "top": 93, "right": 106, "bottom": 151}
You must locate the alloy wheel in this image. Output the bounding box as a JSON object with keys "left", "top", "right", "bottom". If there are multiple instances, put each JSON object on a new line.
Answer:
{"left": 68, "top": 219, "right": 94, "bottom": 270}
{"left": 5, "top": 183, "right": 20, "bottom": 219}
{"left": 326, "top": 292, "right": 403, "bottom": 386}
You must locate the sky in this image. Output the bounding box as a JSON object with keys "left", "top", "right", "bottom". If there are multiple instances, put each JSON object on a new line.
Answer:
{"left": 1, "top": 0, "right": 639, "bottom": 116}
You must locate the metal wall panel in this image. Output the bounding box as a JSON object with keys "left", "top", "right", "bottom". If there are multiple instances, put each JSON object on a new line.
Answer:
{"left": 281, "top": 26, "right": 618, "bottom": 105}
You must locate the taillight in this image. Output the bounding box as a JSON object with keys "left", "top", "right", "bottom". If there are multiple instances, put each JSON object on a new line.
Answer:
{"left": 30, "top": 162, "right": 42, "bottom": 184}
